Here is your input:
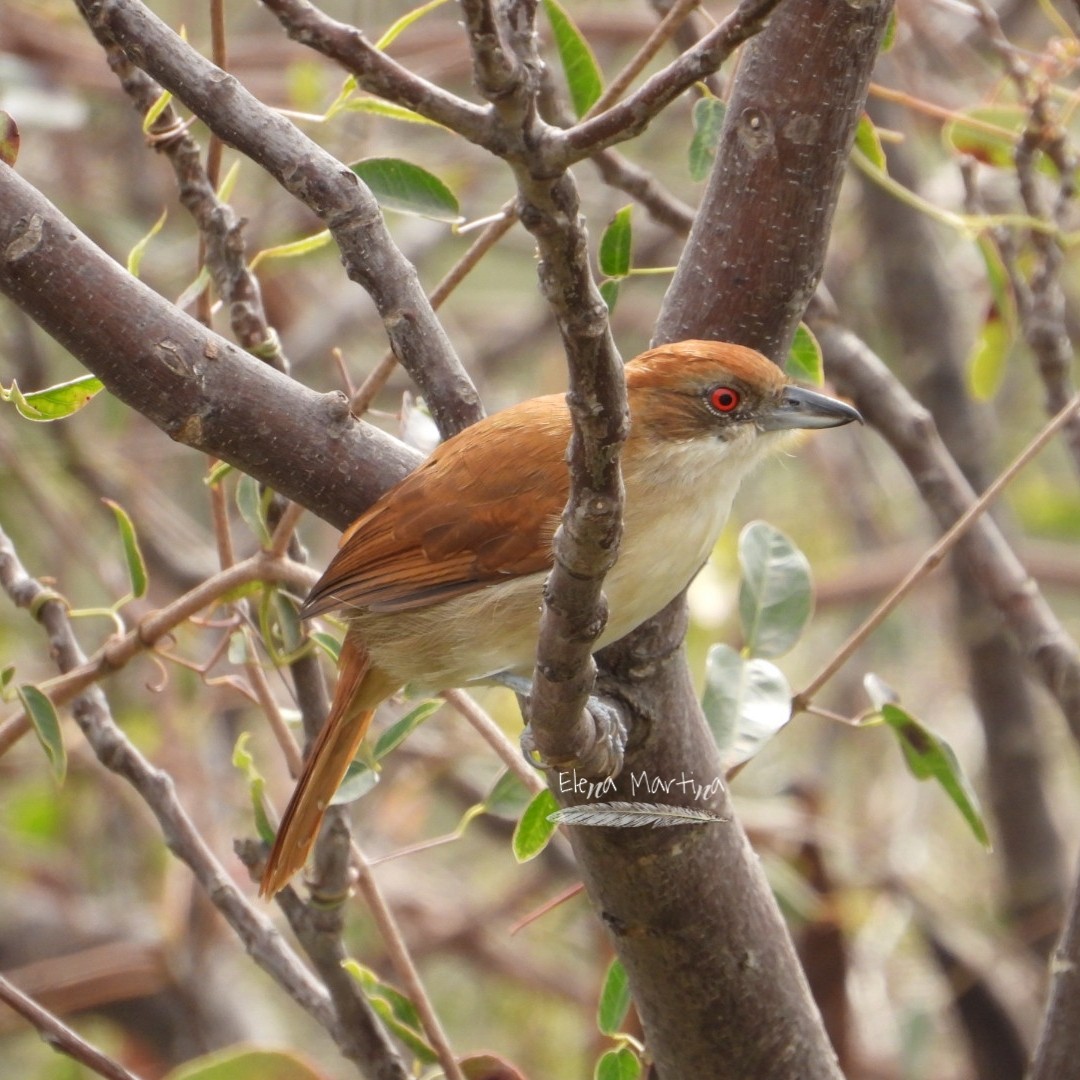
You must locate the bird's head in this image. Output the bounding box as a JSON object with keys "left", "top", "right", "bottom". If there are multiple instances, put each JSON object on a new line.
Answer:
{"left": 626, "top": 340, "right": 861, "bottom": 449}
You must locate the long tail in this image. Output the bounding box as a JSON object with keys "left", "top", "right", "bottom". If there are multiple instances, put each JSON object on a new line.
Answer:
{"left": 260, "top": 636, "right": 387, "bottom": 897}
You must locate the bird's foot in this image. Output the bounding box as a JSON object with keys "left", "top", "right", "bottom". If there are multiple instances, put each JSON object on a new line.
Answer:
{"left": 519, "top": 693, "right": 628, "bottom": 779}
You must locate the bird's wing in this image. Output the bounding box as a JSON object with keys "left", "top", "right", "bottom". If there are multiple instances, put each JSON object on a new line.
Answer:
{"left": 301, "top": 396, "right": 570, "bottom": 616}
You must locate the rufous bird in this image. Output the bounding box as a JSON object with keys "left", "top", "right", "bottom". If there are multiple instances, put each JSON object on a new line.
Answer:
{"left": 260, "top": 340, "right": 860, "bottom": 896}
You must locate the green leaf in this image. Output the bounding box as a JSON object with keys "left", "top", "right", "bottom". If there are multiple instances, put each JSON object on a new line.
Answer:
{"left": 232, "top": 733, "right": 276, "bottom": 845}
{"left": 350, "top": 158, "right": 463, "bottom": 223}
{"left": 701, "top": 645, "right": 791, "bottom": 771}
{"left": 0, "top": 665, "right": 14, "bottom": 696}
{"left": 483, "top": 769, "right": 533, "bottom": 820}
{"left": 249, "top": 230, "right": 332, "bottom": 271}
{"left": 127, "top": 207, "right": 168, "bottom": 278}
{"left": 310, "top": 630, "right": 343, "bottom": 664}
{"left": 1, "top": 374, "right": 104, "bottom": 421}
{"left": 375, "top": 0, "right": 452, "bottom": 51}
{"left": 688, "top": 94, "right": 726, "bottom": 181}
{"left": 259, "top": 587, "right": 308, "bottom": 665}
{"left": 737, "top": 521, "right": 813, "bottom": 658}
{"left": 103, "top": 499, "right": 148, "bottom": 600}
{"left": 854, "top": 114, "right": 887, "bottom": 173}
{"left": 880, "top": 703, "right": 991, "bottom": 849}
{"left": 597, "top": 958, "right": 631, "bottom": 1035}
{"left": 236, "top": 474, "right": 272, "bottom": 546}
{"left": 0, "top": 110, "right": 20, "bottom": 167}
{"left": 341, "top": 96, "right": 444, "bottom": 127}
{"left": 372, "top": 699, "right": 443, "bottom": 760}
{"left": 599, "top": 205, "right": 633, "bottom": 279}
{"left": 786, "top": 324, "right": 824, "bottom": 386}
{"left": 595, "top": 1047, "right": 641, "bottom": 1080}
{"left": 542, "top": 0, "right": 603, "bottom": 118}
{"left": 141, "top": 88, "right": 173, "bottom": 134}
{"left": 967, "top": 312, "right": 1012, "bottom": 401}
{"left": 599, "top": 278, "right": 620, "bottom": 313}
{"left": 19, "top": 685, "right": 65, "bottom": 783}
{"left": 942, "top": 106, "right": 1050, "bottom": 172}
{"left": 330, "top": 759, "right": 380, "bottom": 805}
{"left": 512, "top": 787, "right": 559, "bottom": 862}
{"left": 343, "top": 961, "right": 437, "bottom": 1065}
{"left": 977, "top": 235, "right": 1017, "bottom": 329}
{"left": 162, "top": 1046, "right": 328, "bottom": 1080}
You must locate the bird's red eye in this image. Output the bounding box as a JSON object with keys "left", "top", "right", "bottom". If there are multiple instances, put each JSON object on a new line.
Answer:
{"left": 708, "top": 386, "right": 740, "bottom": 413}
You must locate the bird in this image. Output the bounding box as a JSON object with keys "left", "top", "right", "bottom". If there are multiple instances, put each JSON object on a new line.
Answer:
{"left": 259, "top": 339, "right": 861, "bottom": 896}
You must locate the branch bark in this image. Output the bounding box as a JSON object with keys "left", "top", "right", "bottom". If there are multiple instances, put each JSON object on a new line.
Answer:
{"left": 74, "top": 0, "right": 483, "bottom": 439}
{"left": 0, "top": 163, "right": 419, "bottom": 531}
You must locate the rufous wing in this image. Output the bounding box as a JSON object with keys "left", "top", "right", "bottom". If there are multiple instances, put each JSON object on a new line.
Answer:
{"left": 301, "top": 396, "right": 572, "bottom": 618}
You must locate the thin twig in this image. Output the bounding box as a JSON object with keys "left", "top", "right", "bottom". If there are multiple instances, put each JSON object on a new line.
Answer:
{"left": 796, "top": 391, "right": 1080, "bottom": 708}
{"left": 443, "top": 689, "right": 545, "bottom": 793}
{"left": 0, "top": 553, "right": 315, "bottom": 756}
{"left": 0, "top": 973, "right": 145, "bottom": 1080}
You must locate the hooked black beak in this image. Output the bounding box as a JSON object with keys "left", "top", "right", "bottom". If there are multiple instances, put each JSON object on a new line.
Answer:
{"left": 758, "top": 384, "right": 863, "bottom": 431}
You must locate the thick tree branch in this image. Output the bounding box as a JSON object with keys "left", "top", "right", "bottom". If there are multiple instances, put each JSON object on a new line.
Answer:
{"left": 0, "top": 163, "right": 421, "bottom": 529}
{"left": 74, "top": 0, "right": 483, "bottom": 439}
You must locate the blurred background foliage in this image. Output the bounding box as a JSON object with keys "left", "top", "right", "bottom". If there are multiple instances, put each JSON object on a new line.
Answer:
{"left": 1, "top": 0, "right": 1079, "bottom": 1077}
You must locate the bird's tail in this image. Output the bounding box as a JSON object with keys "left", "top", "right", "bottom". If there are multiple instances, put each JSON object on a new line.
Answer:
{"left": 260, "top": 636, "right": 390, "bottom": 897}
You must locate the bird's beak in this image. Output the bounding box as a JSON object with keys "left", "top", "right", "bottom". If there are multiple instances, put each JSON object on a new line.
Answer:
{"left": 758, "top": 385, "right": 863, "bottom": 431}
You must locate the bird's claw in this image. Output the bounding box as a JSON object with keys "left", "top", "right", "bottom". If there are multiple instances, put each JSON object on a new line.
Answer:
{"left": 520, "top": 692, "right": 628, "bottom": 778}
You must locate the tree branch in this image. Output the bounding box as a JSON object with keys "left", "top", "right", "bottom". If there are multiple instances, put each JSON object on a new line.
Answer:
{"left": 74, "top": 0, "right": 483, "bottom": 438}
{"left": 548, "top": 0, "right": 785, "bottom": 168}
{"left": 0, "top": 162, "right": 421, "bottom": 528}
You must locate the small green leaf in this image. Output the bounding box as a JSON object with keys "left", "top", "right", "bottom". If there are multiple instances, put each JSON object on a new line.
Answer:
{"left": 232, "top": 733, "right": 275, "bottom": 845}
{"left": 372, "top": 699, "right": 443, "bottom": 760}
{"left": 880, "top": 703, "right": 991, "bottom": 849}
{"left": 967, "top": 312, "right": 1012, "bottom": 401}
{"left": 330, "top": 759, "right": 380, "bottom": 805}
{"left": 0, "top": 111, "right": 20, "bottom": 167}
{"left": 701, "top": 645, "right": 791, "bottom": 771}
{"left": 977, "top": 235, "right": 1017, "bottom": 330}
{"left": 343, "top": 961, "right": 437, "bottom": 1065}
{"left": 350, "top": 158, "right": 462, "bottom": 223}
{"left": 943, "top": 106, "right": 1026, "bottom": 170}
{"left": 236, "top": 474, "right": 271, "bottom": 546}
{"left": 375, "top": 0, "right": 451, "bottom": 51}
{"left": 215, "top": 158, "right": 242, "bottom": 202}
{"left": 599, "top": 279, "right": 620, "bottom": 312}
{"left": 249, "top": 230, "right": 332, "bottom": 271}
{"left": 341, "top": 96, "right": 444, "bottom": 127}
{"left": 597, "top": 958, "right": 631, "bottom": 1035}
{"left": 512, "top": 788, "right": 559, "bottom": 862}
{"left": 103, "top": 499, "right": 148, "bottom": 600}
{"left": 127, "top": 207, "right": 168, "bottom": 278}
{"left": 737, "top": 521, "right": 813, "bottom": 659}
{"left": 595, "top": 1046, "right": 641, "bottom": 1080}
{"left": 854, "top": 114, "right": 887, "bottom": 173}
{"left": 483, "top": 769, "right": 533, "bottom": 820}
{"left": 259, "top": 587, "right": 308, "bottom": 665}
{"left": 19, "top": 685, "right": 65, "bottom": 783}
{"left": 2, "top": 375, "right": 105, "bottom": 421}
{"left": 141, "top": 88, "right": 173, "bottom": 134}
{"left": 310, "top": 630, "right": 343, "bottom": 664}
{"left": 880, "top": 10, "right": 898, "bottom": 53}
{"left": 688, "top": 94, "right": 726, "bottom": 181}
{"left": 542, "top": 0, "right": 603, "bottom": 118}
{"left": 786, "top": 324, "right": 824, "bottom": 386}
{"left": 599, "top": 205, "right": 633, "bottom": 279}
{"left": 0, "top": 665, "right": 14, "bottom": 696}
